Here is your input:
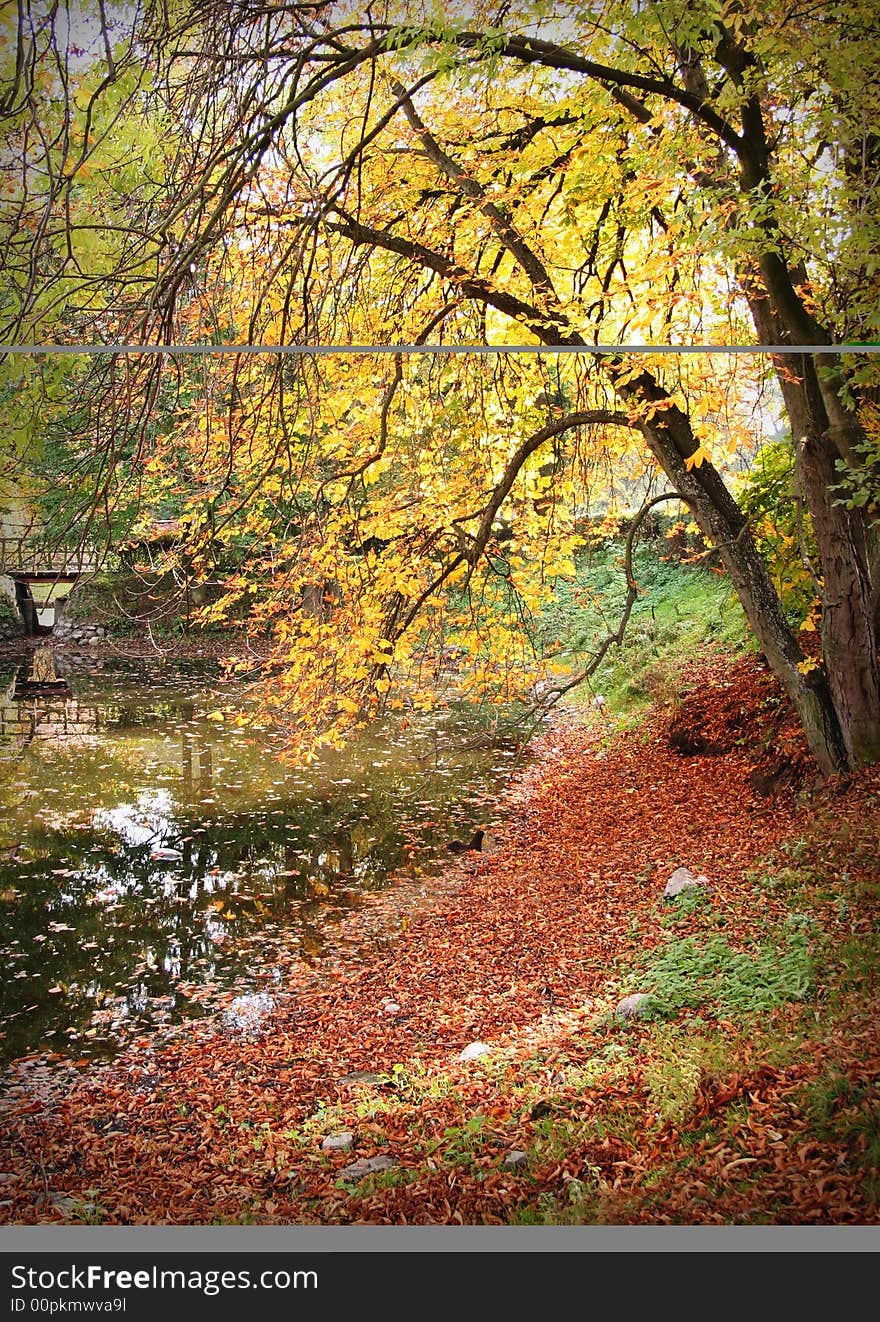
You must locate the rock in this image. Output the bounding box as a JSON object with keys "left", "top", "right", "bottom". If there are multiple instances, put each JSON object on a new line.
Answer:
{"left": 663, "top": 866, "right": 710, "bottom": 899}
{"left": 339, "top": 1155, "right": 397, "bottom": 1181}
{"left": 503, "top": 1150, "right": 529, "bottom": 1169}
{"left": 381, "top": 1000, "right": 401, "bottom": 1015}
{"left": 458, "top": 1041, "right": 491, "bottom": 1061}
{"left": 615, "top": 992, "right": 653, "bottom": 1019}
{"left": 321, "top": 1131, "right": 354, "bottom": 1153}
{"left": 49, "top": 1193, "right": 95, "bottom": 1216}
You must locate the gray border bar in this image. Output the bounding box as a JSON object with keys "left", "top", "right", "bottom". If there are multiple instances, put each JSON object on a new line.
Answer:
{"left": 0, "top": 1227, "right": 877, "bottom": 1251}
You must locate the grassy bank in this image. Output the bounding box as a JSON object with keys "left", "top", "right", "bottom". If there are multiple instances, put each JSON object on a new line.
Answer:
{"left": 538, "top": 534, "right": 751, "bottom": 720}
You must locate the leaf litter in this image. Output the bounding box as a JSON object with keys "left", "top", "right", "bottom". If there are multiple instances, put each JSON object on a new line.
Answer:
{"left": 1, "top": 654, "right": 878, "bottom": 1225}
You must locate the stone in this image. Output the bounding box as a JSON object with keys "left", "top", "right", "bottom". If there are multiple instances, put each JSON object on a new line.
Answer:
{"left": 458, "top": 1041, "right": 491, "bottom": 1061}
{"left": 615, "top": 993, "right": 653, "bottom": 1019}
{"left": 321, "top": 1131, "right": 354, "bottom": 1153}
{"left": 49, "top": 1193, "right": 96, "bottom": 1216}
{"left": 337, "top": 1071, "right": 383, "bottom": 1087}
{"left": 503, "top": 1150, "right": 529, "bottom": 1169}
{"left": 381, "top": 1000, "right": 401, "bottom": 1015}
{"left": 339, "top": 1155, "right": 397, "bottom": 1181}
{"left": 663, "top": 866, "right": 710, "bottom": 899}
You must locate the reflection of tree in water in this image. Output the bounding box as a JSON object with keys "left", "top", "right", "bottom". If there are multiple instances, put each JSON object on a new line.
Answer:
{"left": 2, "top": 662, "right": 515, "bottom": 1060}
{"left": 180, "top": 704, "right": 214, "bottom": 797}
{"left": 0, "top": 787, "right": 409, "bottom": 1062}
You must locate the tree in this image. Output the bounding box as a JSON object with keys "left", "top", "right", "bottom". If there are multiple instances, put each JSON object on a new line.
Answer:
{"left": 3, "top": 0, "right": 879, "bottom": 772}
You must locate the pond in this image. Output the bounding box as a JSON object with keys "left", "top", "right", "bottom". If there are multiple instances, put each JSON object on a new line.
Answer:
{"left": 0, "top": 651, "right": 528, "bottom": 1065}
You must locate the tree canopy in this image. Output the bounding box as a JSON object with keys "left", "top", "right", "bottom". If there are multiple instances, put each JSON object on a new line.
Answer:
{"left": 1, "top": 0, "right": 878, "bottom": 770}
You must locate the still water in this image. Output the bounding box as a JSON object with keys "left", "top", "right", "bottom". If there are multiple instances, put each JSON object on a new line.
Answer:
{"left": 0, "top": 652, "right": 524, "bottom": 1065}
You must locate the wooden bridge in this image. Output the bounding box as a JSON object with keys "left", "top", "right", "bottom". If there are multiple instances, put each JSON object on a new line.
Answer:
{"left": 0, "top": 537, "right": 100, "bottom": 634}
{"left": 0, "top": 537, "right": 99, "bottom": 581}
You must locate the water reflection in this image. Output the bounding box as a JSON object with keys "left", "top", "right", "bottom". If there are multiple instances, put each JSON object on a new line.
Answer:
{"left": 0, "top": 653, "right": 521, "bottom": 1063}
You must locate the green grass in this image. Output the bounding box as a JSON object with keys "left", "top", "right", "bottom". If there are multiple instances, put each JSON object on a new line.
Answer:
{"left": 538, "top": 536, "right": 750, "bottom": 718}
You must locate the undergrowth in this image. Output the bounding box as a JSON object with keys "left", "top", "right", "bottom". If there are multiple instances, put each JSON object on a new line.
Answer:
{"left": 636, "top": 924, "right": 816, "bottom": 1021}
{"left": 538, "top": 537, "right": 750, "bottom": 718}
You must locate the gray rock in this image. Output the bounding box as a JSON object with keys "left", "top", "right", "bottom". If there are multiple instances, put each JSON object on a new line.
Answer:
{"left": 339, "top": 1155, "right": 397, "bottom": 1181}
{"left": 615, "top": 993, "right": 653, "bottom": 1019}
{"left": 49, "top": 1193, "right": 96, "bottom": 1216}
{"left": 458, "top": 1041, "right": 492, "bottom": 1061}
{"left": 503, "top": 1150, "right": 529, "bottom": 1169}
{"left": 337, "top": 1071, "right": 383, "bottom": 1087}
{"left": 321, "top": 1131, "right": 354, "bottom": 1153}
{"left": 663, "top": 866, "right": 710, "bottom": 899}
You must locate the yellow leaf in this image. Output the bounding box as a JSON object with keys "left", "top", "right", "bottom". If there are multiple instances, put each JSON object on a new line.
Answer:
{"left": 684, "top": 444, "right": 710, "bottom": 471}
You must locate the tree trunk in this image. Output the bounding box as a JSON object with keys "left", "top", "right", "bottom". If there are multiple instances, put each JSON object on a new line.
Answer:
{"left": 745, "top": 289, "right": 880, "bottom": 769}
{"left": 798, "top": 429, "right": 880, "bottom": 767}
{"left": 609, "top": 366, "right": 850, "bottom": 775}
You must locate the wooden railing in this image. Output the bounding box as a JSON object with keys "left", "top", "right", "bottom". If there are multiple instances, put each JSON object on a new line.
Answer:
{"left": 0, "top": 537, "right": 99, "bottom": 576}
